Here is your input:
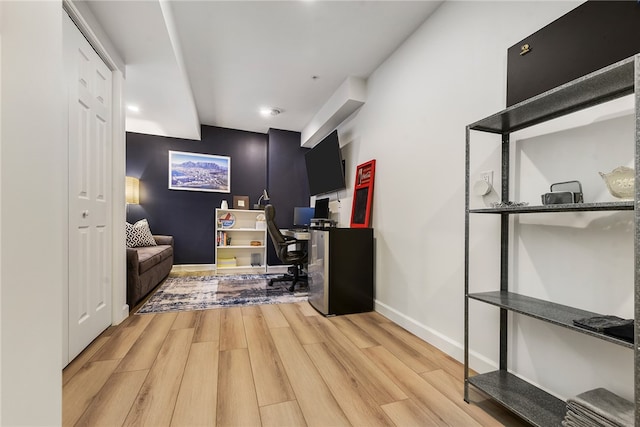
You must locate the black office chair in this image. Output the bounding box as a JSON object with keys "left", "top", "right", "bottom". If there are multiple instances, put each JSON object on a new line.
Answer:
{"left": 264, "top": 204, "right": 308, "bottom": 292}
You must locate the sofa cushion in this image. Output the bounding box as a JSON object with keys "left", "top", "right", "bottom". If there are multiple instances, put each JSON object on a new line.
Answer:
{"left": 126, "top": 219, "right": 157, "bottom": 248}
{"left": 137, "top": 245, "right": 173, "bottom": 274}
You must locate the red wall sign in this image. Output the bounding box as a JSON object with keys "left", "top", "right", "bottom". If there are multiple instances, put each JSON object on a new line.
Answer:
{"left": 350, "top": 159, "right": 376, "bottom": 228}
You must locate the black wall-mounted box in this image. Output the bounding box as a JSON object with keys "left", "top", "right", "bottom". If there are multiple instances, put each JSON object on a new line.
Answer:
{"left": 507, "top": 0, "right": 640, "bottom": 107}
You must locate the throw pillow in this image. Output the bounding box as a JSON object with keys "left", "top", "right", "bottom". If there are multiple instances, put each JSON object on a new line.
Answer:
{"left": 126, "top": 219, "right": 157, "bottom": 248}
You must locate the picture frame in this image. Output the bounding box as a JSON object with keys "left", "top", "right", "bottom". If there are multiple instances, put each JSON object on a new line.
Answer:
{"left": 233, "top": 195, "right": 250, "bottom": 209}
{"left": 350, "top": 159, "right": 376, "bottom": 228}
{"left": 168, "top": 150, "right": 230, "bottom": 193}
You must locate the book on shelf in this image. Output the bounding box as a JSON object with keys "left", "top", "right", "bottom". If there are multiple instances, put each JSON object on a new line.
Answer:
{"left": 216, "top": 231, "right": 231, "bottom": 246}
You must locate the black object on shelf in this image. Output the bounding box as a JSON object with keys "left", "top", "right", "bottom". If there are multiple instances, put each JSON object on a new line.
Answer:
{"left": 604, "top": 323, "right": 633, "bottom": 344}
{"left": 542, "top": 180, "right": 583, "bottom": 205}
{"left": 573, "top": 315, "right": 632, "bottom": 333}
{"left": 573, "top": 315, "right": 634, "bottom": 344}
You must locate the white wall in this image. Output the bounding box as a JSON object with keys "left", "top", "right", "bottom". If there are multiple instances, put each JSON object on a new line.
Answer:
{"left": 0, "top": 1, "right": 64, "bottom": 424}
{"left": 0, "top": 1, "right": 125, "bottom": 421}
{"left": 338, "top": 0, "right": 634, "bottom": 402}
{"left": 0, "top": 3, "right": 3, "bottom": 422}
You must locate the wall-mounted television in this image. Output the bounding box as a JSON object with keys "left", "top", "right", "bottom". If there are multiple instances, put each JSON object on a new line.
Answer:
{"left": 305, "top": 130, "right": 346, "bottom": 196}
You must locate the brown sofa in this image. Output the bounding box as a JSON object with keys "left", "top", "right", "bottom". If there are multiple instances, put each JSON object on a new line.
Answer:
{"left": 126, "top": 235, "right": 174, "bottom": 308}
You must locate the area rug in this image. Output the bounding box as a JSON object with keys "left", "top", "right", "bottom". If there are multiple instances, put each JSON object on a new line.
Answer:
{"left": 136, "top": 274, "right": 308, "bottom": 314}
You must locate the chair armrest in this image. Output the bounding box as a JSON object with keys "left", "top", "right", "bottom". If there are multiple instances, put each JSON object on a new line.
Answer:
{"left": 154, "top": 235, "right": 174, "bottom": 246}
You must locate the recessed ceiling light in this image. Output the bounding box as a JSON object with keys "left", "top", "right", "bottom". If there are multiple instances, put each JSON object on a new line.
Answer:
{"left": 260, "top": 107, "right": 282, "bottom": 117}
{"left": 127, "top": 105, "right": 140, "bottom": 113}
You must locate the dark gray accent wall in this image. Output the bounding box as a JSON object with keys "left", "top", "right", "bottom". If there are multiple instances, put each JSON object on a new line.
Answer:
{"left": 126, "top": 126, "right": 268, "bottom": 264}
{"left": 126, "top": 125, "right": 309, "bottom": 266}
{"left": 266, "top": 128, "right": 310, "bottom": 265}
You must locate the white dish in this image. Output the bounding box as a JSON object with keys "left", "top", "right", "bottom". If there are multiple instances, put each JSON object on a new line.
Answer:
{"left": 599, "top": 166, "right": 634, "bottom": 200}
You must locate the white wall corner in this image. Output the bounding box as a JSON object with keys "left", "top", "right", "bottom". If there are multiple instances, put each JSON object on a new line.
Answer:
{"left": 64, "top": 0, "right": 125, "bottom": 74}
{"left": 0, "top": 3, "right": 3, "bottom": 422}
{"left": 301, "top": 76, "right": 366, "bottom": 148}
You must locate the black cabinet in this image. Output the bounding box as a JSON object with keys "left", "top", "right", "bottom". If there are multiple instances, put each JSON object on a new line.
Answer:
{"left": 507, "top": 0, "right": 640, "bottom": 106}
{"left": 307, "top": 228, "right": 374, "bottom": 316}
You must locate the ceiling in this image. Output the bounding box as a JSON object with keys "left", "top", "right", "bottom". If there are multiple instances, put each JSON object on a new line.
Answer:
{"left": 85, "top": 0, "right": 443, "bottom": 141}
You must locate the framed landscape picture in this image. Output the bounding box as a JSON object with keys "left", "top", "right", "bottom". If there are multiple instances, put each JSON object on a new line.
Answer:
{"left": 169, "top": 151, "right": 231, "bottom": 193}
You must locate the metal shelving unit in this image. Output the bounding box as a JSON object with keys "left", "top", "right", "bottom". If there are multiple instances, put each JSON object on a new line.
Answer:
{"left": 464, "top": 54, "right": 639, "bottom": 426}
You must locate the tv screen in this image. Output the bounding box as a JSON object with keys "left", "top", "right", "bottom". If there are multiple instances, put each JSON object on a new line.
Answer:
{"left": 305, "top": 130, "right": 346, "bottom": 196}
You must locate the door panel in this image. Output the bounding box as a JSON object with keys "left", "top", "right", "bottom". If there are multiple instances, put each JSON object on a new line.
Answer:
{"left": 64, "top": 13, "right": 113, "bottom": 363}
{"left": 76, "top": 228, "right": 90, "bottom": 324}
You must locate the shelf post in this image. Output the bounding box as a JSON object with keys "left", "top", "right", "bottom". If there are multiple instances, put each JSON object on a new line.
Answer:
{"left": 634, "top": 54, "right": 640, "bottom": 427}
{"left": 464, "top": 125, "right": 471, "bottom": 402}
{"left": 500, "top": 133, "right": 510, "bottom": 370}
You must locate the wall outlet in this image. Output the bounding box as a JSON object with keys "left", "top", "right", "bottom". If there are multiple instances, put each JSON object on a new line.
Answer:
{"left": 480, "top": 170, "right": 493, "bottom": 186}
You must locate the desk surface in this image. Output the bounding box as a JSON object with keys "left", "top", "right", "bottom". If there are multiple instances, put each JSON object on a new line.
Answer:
{"left": 281, "top": 229, "right": 310, "bottom": 240}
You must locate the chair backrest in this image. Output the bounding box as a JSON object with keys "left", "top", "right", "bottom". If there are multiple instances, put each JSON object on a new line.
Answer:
{"left": 264, "top": 204, "right": 287, "bottom": 251}
{"left": 265, "top": 204, "right": 308, "bottom": 265}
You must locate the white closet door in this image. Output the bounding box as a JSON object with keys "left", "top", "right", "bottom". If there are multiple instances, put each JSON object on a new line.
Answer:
{"left": 64, "top": 13, "right": 113, "bottom": 362}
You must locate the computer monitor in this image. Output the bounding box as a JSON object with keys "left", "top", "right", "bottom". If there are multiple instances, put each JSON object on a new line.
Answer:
{"left": 314, "top": 198, "right": 330, "bottom": 219}
{"left": 293, "top": 207, "right": 315, "bottom": 228}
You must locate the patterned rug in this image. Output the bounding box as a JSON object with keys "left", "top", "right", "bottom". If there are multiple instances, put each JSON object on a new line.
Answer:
{"left": 136, "top": 273, "right": 308, "bottom": 314}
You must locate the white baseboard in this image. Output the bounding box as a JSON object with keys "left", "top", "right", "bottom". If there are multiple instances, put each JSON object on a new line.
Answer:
{"left": 374, "top": 300, "right": 497, "bottom": 373}
{"left": 172, "top": 264, "right": 216, "bottom": 273}
{"left": 171, "top": 263, "right": 290, "bottom": 275}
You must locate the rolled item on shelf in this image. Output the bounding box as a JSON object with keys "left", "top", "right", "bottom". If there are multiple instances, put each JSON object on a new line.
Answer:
{"left": 562, "top": 388, "right": 633, "bottom": 427}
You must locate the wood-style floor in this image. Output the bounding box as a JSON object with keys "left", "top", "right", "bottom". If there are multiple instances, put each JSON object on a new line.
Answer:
{"left": 63, "top": 303, "right": 528, "bottom": 426}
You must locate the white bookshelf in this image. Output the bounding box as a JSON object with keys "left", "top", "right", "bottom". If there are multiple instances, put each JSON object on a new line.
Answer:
{"left": 215, "top": 208, "right": 267, "bottom": 274}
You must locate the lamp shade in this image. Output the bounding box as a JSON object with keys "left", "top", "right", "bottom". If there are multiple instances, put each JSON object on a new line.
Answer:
{"left": 125, "top": 176, "right": 140, "bottom": 204}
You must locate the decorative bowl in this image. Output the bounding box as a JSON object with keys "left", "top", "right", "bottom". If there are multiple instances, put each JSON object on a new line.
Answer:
{"left": 218, "top": 212, "right": 236, "bottom": 228}
{"left": 599, "top": 166, "right": 634, "bottom": 200}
